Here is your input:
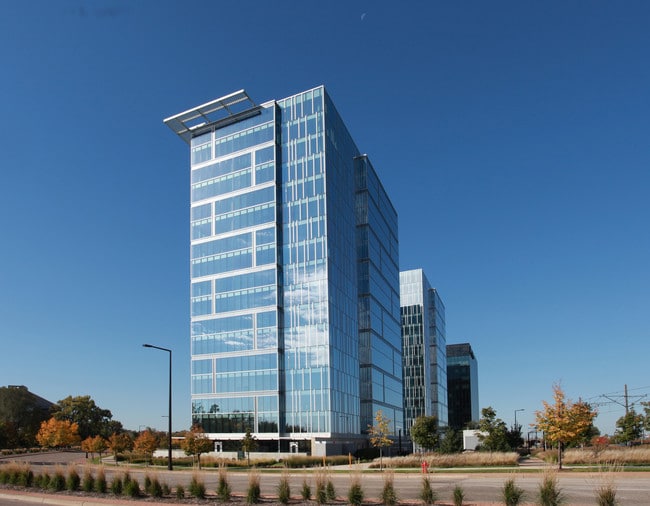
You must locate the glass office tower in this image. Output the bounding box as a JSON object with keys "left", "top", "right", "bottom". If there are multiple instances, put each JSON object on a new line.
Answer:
{"left": 164, "top": 87, "right": 401, "bottom": 454}
{"left": 446, "top": 343, "right": 479, "bottom": 429}
{"left": 400, "top": 269, "right": 448, "bottom": 435}
{"left": 355, "top": 156, "right": 404, "bottom": 436}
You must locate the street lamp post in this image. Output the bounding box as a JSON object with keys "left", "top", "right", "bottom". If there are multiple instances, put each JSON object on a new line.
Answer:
{"left": 143, "top": 344, "right": 173, "bottom": 471}
{"left": 514, "top": 408, "right": 525, "bottom": 431}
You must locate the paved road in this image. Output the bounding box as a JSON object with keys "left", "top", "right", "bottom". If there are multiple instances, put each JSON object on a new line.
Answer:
{"left": 3, "top": 452, "right": 650, "bottom": 505}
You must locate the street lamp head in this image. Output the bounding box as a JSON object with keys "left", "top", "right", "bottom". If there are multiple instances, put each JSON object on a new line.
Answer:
{"left": 143, "top": 344, "right": 153, "bottom": 348}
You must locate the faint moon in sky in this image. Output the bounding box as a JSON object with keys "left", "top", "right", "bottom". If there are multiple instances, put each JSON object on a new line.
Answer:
{"left": 361, "top": 13, "right": 367, "bottom": 21}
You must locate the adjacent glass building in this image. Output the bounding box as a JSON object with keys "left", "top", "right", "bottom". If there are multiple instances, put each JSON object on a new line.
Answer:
{"left": 355, "top": 156, "right": 404, "bottom": 436}
{"left": 446, "top": 343, "right": 479, "bottom": 429}
{"left": 164, "top": 87, "right": 402, "bottom": 454}
{"left": 400, "top": 269, "right": 448, "bottom": 435}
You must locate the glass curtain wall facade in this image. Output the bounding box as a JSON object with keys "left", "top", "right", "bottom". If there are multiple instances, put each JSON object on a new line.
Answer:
{"left": 165, "top": 86, "right": 400, "bottom": 454}
{"left": 355, "top": 156, "right": 404, "bottom": 435}
{"left": 184, "top": 97, "right": 281, "bottom": 442}
{"left": 446, "top": 343, "right": 479, "bottom": 429}
{"left": 400, "top": 269, "right": 448, "bottom": 434}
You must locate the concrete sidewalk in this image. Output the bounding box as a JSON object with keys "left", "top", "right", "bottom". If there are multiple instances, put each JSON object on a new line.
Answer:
{"left": 0, "top": 489, "right": 171, "bottom": 506}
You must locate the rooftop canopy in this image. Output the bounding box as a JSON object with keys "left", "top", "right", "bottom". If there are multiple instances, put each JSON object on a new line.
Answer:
{"left": 163, "top": 90, "right": 258, "bottom": 144}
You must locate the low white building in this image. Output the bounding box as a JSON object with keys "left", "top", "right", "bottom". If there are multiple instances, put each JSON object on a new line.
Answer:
{"left": 462, "top": 429, "right": 486, "bottom": 451}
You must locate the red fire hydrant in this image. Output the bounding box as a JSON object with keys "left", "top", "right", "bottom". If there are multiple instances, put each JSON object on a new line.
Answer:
{"left": 421, "top": 460, "right": 429, "bottom": 473}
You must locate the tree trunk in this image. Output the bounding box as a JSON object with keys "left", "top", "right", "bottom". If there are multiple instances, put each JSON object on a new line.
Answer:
{"left": 557, "top": 442, "right": 563, "bottom": 470}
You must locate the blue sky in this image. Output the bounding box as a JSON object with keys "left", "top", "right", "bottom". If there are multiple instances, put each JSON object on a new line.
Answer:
{"left": 1, "top": 0, "right": 648, "bottom": 436}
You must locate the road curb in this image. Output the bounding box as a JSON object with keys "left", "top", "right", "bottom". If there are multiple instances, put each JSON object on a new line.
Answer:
{"left": 0, "top": 490, "right": 169, "bottom": 506}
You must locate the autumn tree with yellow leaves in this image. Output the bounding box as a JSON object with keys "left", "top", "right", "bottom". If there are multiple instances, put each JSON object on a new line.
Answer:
{"left": 182, "top": 424, "right": 215, "bottom": 469}
{"left": 108, "top": 432, "right": 133, "bottom": 465}
{"left": 81, "top": 434, "right": 109, "bottom": 459}
{"left": 535, "top": 384, "right": 596, "bottom": 469}
{"left": 134, "top": 429, "right": 160, "bottom": 464}
{"left": 368, "top": 410, "right": 393, "bottom": 471}
{"left": 36, "top": 417, "right": 81, "bottom": 448}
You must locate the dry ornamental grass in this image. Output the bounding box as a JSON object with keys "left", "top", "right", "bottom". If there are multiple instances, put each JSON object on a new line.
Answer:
{"left": 376, "top": 451, "right": 520, "bottom": 468}
{"left": 562, "top": 447, "right": 650, "bottom": 465}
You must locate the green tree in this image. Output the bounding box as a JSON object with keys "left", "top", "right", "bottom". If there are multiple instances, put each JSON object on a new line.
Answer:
{"left": 641, "top": 401, "right": 650, "bottom": 432}
{"left": 477, "top": 407, "right": 510, "bottom": 451}
{"left": 368, "top": 410, "right": 392, "bottom": 471}
{"left": 535, "top": 384, "right": 597, "bottom": 469}
{"left": 0, "top": 385, "right": 52, "bottom": 448}
{"left": 241, "top": 427, "right": 258, "bottom": 466}
{"left": 182, "top": 425, "right": 214, "bottom": 469}
{"left": 51, "top": 395, "right": 122, "bottom": 440}
{"left": 410, "top": 415, "right": 440, "bottom": 451}
{"left": 439, "top": 428, "right": 463, "bottom": 454}
{"left": 614, "top": 409, "right": 644, "bottom": 445}
{"left": 506, "top": 425, "right": 524, "bottom": 450}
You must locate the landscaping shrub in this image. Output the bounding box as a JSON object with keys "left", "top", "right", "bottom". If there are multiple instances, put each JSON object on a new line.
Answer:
{"left": 246, "top": 471, "right": 261, "bottom": 504}
{"left": 39, "top": 473, "right": 51, "bottom": 489}
{"left": 50, "top": 468, "right": 66, "bottom": 491}
{"left": 420, "top": 476, "right": 437, "bottom": 505}
{"left": 1, "top": 465, "right": 34, "bottom": 488}
{"left": 381, "top": 473, "right": 398, "bottom": 506}
{"left": 150, "top": 477, "right": 163, "bottom": 498}
{"left": 124, "top": 477, "right": 141, "bottom": 498}
{"left": 314, "top": 472, "right": 327, "bottom": 504}
{"left": 596, "top": 484, "right": 617, "bottom": 506}
{"left": 81, "top": 469, "right": 95, "bottom": 492}
{"left": 453, "top": 484, "right": 465, "bottom": 506}
{"left": 65, "top": 468, "right": 80, "bottom": 491}
{"left": 189, "top": 474, "right": 206, "bottom": 499}
{"left": 502, "top": 477, "right": 525, "bottom": 506}
{"left": 538, "top": 471, "right": 564, "bottom": 506}
{"left": 217, "top": 465, "right": 232, "bottom": 502}
{"left": 277, "top": 471, "right": 291, "bottom": 504}
{"left": 301, "top": 478, "right": 312, "bottom": 501}
{"left": 326, "top": 478, "right": 336, "bottom": 501}
{"left": 110, "top": 475, "right": 123, "bottom": 495}
{"left": 596, "top": 473, "right": 618, "bottom": 506}
{"left": 95, "top": 468, "right": 107, "bottom": 493}
{"left": 347, "top": 475, "right": 364, "bottom": 506}
{"left": 17, "top": 468, "right": 34, "bottom": 488}
{"left": 175, "top": 484, "right": 185, "bottom": 499}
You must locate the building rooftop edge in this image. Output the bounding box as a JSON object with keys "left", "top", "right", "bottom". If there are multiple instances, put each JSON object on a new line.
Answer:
{"left": 163, "top": 89, "right": 258, "bottom": 144}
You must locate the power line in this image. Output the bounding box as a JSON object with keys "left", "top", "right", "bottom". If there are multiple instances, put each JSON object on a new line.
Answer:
{"left": 589, "top": 384, "right": 649, "bottom": 414}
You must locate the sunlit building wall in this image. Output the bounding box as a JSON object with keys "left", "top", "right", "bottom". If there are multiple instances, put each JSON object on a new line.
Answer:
{"left": 400, "top": 269, "right": 448, "bottom": 433}
{"left": 165, "top": 86, "right": 401, "bottom": 454}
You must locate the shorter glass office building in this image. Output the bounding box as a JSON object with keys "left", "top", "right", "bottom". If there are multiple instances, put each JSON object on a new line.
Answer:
{"left": 400, "top": 269, "right": 448, "bottom": 435}
{"left": 446, "top": 343, "right": 479, "bottom": 429}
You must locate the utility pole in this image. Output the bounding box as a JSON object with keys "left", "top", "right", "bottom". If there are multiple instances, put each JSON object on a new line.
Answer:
{"left": 599, "top": 384, "right": 646, "bottom": 415}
